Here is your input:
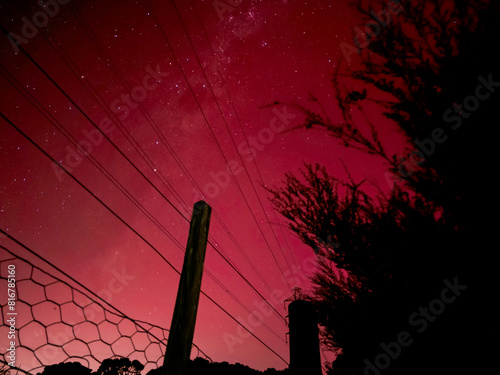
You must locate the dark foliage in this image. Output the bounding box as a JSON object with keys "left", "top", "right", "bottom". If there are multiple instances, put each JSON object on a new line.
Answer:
{"left": 36, "top": 361, "right": 92, "bottom": 375}
{"left": 95, "top": 358, "right": 144, "bottom": 375}
{"left": 267, "top": 0, "right": 498, "bottom": 374}
{"left": 36, "top": 357, "right": 143, "bottom": 375}
{"left": 36, "top": 358, "right": 287, "bottom": 375}
{"left": 147, "top": 358, "right": 288, "bottom": 375}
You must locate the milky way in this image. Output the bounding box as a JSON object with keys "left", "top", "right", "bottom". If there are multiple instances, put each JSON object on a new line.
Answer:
{"left": 0, "top": 0, "right": 402, "bottom": 371}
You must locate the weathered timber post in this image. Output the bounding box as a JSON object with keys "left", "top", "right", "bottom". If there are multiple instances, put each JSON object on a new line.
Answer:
{"left": 162, "top": 201, "right": 211, "bottom": 375}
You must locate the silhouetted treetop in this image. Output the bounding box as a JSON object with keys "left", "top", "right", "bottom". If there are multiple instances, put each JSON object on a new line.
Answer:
{"left": 95, "top": 358, "right": 144, "bottom": 375}
{"left": 146, "top": 357, "right": 288, "bottom": 375}
{"left": 36, "top": 357, "right": 287, "bottom": 375}
{"left": 37, "top": 361, "right": 92, "bottom": 375}
{"left": 266, "top": 0, "right": 499, "bottom": 225}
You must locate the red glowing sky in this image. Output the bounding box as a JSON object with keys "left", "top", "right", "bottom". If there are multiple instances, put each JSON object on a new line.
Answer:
{"left": 0, "top": 0, "right": 404, "bottom": 372}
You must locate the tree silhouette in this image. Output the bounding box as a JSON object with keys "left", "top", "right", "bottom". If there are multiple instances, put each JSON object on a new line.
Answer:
{"left": 268, "top": 163, "right": 461, "bottom": 374}
{"left": 267, "top": 0, "right": 498, "bottom": 374}
{"left": 37, "top": 361, "right": 92, "bottom": 375}
{"left": 146, "top": 357, "right": 289, "bottom": 375}
{"left": 269, "top": 0, "right": 499, "bottom": 225}
{"left": 94, "top": 358, "right": 144, "bottom": 375}
{"left": 36, "top": 357, "right": 287, "bottom": 375}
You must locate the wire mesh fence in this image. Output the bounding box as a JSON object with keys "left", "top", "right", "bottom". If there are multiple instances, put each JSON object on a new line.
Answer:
{"left": 0, "top": 248, "right": 211, "bottom": 374}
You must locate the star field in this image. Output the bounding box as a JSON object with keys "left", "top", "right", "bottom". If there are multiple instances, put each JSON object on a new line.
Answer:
{"left": 0, "top": 0, "right": 397, "bottom": 371}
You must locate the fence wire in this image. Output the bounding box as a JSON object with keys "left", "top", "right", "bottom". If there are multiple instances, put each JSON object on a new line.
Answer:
{"left": 0, "top": 249, "right": 211, "bottom": 374}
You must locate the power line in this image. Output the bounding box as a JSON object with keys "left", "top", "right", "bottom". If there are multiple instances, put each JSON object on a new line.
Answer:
{"left": 170, "top": 0, "right": 294, "bottom": 282}
{"left": 65, "top": 2, "right": 194, "bottom": 215}
{"left": 0, "top": 243, "right": 168, "bottom": 353}
{"left": 190, "top": 0, "right": 300, "bottom": 272}
{"left": 18, "top": 2, "right": 234, "bottom": 267}
{"left": 147, "top": 0, "right": 292, "bottom": 292}
{"left": 64, "top": 3, "right": 282, "bottom": 303}
{"left": 0, "top": 24, "right": 187, "bottom": 222}
{"left": 0, "top": 111, "right": 289, "bottom": 366}
{"left": 0, "top": 243, "right": 211, "bottom": 362}
{"left": 169, "top": 0, "right": 293, "bottom": 288}
{"left": 0, "top": 67, "right": 286, "bottom": 339}
{"left": 0, "top": 21, "right": 286, "bottom": 324}
{"left": 0, "top": 62, "right": 179, "bottom": 245}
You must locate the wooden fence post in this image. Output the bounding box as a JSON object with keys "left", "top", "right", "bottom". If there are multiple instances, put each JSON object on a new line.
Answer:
{"left": 162, "top": 201, "right": 211, "bottom": 375}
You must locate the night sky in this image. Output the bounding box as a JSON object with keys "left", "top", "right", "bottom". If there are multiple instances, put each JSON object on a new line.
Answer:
{"left": 0, "top": 0, "right": 404, "bottom": 372}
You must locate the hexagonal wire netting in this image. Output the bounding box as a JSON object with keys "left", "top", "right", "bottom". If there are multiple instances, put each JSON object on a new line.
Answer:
{"left": 0, "top": 249, "right": 211, "bottom": 374}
